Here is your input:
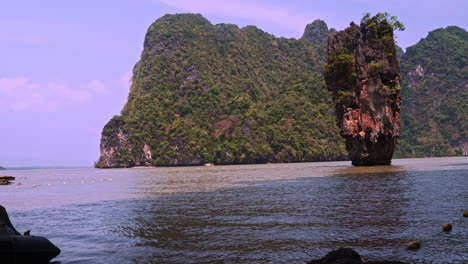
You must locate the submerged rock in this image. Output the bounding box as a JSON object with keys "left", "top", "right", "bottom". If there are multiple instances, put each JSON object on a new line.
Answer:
{"left": 307, "top": 248, "right": 409, "bottom": 264}
{"left": 308, "top": 248, "right": 361, "bottom": 264}
{"left": 325, "top": 16, "right": 401, "bottom": 166}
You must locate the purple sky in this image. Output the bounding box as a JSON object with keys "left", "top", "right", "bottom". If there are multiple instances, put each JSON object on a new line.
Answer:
{"left": 1, "top": 0, "right": 466, "bottom": 167}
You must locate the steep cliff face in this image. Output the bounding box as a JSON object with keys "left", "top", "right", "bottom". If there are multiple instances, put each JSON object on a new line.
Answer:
{"left": 96, "top": 14, "right": 346, "bottom": 168}
{"left": 396, "top": 26, "right": 467, "bottom": 157}
{"left": 324, "top": 18, "right": 401, "bottom": 165}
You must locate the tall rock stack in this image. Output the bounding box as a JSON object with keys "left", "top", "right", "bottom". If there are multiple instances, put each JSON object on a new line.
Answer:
{"left": 324, "top": 17, "right": 402, "bottom": 166}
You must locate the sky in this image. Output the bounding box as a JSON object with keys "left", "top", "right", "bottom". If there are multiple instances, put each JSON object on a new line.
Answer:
{"left": 0, "top": 0, "right": 466, "bottom": 167}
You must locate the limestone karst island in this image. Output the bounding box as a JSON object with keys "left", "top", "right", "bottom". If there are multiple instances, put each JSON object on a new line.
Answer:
{"left": 2, "top": 3, "right": 467, "bottom": 264}
{"left": 95, "top": 13, "right": 467, "bottom": 168}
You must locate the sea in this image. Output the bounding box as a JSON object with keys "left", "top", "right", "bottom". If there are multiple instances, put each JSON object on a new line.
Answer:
{"left": 1, "top": 157, "right": 467, "bottom": 263}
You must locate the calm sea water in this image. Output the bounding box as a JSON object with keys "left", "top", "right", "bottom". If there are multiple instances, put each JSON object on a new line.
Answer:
{"left": 0, "top": 157, "right": 467, "bottom": 263}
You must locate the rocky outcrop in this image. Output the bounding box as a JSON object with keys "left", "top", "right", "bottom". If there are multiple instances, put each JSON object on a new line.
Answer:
{"left": 96, "top": 116, "right": 153, "bottom": 168}
{"left": 324, "top": 17, "right": 401, "bottom": 166}
{"left": 307, "top": 248, "right": 409, "bottom": 264}
{"left": 0, "top": 205, "right": 61, "bottom": 263}
{"left": 0, "top": 176, "right": 15, "bottom": 185}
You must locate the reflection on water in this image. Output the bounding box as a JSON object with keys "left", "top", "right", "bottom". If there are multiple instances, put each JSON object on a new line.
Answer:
{"left": 0, "top": 157, "right": 467, "bottom": 263}
{"left": 332, "top": 165, "right": 407, "bottom": 175}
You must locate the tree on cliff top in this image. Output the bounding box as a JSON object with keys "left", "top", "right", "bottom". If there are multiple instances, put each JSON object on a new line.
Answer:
{"left": 361, "top": 12, "right": 405, "bottom": 32}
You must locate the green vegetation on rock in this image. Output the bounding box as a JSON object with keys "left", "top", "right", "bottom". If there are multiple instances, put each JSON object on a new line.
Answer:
{"left": 96, "top": 13, "right": 467, "bottom": 167}
{"left": 396, "top": 26, "right": 467, "bottom": 157}
{"left": 96, "top": 14, "right": 346, "bottom": 167}
{"left": 361, "top": 12, "right": 405, "bottom": 32}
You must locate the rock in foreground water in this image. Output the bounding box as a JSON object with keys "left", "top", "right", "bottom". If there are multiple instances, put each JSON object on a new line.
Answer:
{"left": 442, "top": 224, "right": 452, "bottom": 232}
{"left": 0, "top": 205, "right": 61, "bottom": 263}
{"left": 407, "top": 241, "right": 421, "bottom": 250}
{"left": 325, "top": 15, "right": 401, "bottom": 166}
{"left": 307, "top": 248, "right": 409, "bottom": 264}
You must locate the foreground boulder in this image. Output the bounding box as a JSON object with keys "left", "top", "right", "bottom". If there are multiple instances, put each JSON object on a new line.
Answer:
{"left": 0, "top": 205, "right": 61, "bottom": 264}
{"left": 325, "top": 15, "right": 402, "bottom": 166}
{"left": 307, "top": 248, "right": 409, "bottom": 264}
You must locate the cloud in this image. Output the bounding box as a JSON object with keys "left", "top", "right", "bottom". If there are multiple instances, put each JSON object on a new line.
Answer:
{"left": 0, "top": 77, "right": 110, "bottom": 112}
{"left": 159, "top": 0, "right": 312, "bottom": 33}
{"left": 84, "top": 80, "right": 110, "bottom": 96}
{"left": 50, "top": 81, "right": 93, "bottom": 103}
{"left": 115, "top": 71, "right": 133, "bottom": 90}
{"left": 0, "top": 76, "right": 51, "bottom": 112}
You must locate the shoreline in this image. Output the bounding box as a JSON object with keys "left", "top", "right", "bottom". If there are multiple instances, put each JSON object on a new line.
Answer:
{"left": 98, "top": 156, "right": 467, "bottom": 169}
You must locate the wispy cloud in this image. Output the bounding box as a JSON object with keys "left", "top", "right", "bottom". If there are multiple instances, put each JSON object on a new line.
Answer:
{"left": 159, "top": 0, "right": 312, "bottom": 34}
{"left": 0, "top": 77, "right": 110, "bottom": 112}
{"left": 114, "top": 71, "right": 133, "bottom": 90}
{"left": 84, "top": 80, "right": 110, "bottom": 96}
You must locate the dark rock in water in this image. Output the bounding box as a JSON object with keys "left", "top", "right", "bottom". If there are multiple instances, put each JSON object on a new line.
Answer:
{"left": 0, "top": 180, "right": 10, "bottom": 185}
{"left": 442, "top": 223, "right": 452, "bottom": 232}
{"left": 366, "top": 261, "right": 410, "bottom": 264}
{"left": 308, "top": 248, "right": 362, "bottom": 264}
{"left": 324, "top": 16, "right": 401, "bottom": 166}
{"left": 0, "top": 205, "right": 61, "bottom": 263}
{"left": 307, "top": 248, "right": 409, "bottom": 264}
{"left": 406, "top": 241, "right": 421, "bottom": 250}
{"left": 0, "top": 176, "right": 15, "bottom": 185}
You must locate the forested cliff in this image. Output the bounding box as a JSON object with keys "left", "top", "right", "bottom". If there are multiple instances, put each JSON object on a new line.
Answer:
{"left": 396, "top": 26, "right": 467, "bottom": 157}
{"left": 96, "top": 14, "right": 346, "bottom": 167}
{"left": 96, "top": 14, "right": 467, "bottom": 168}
